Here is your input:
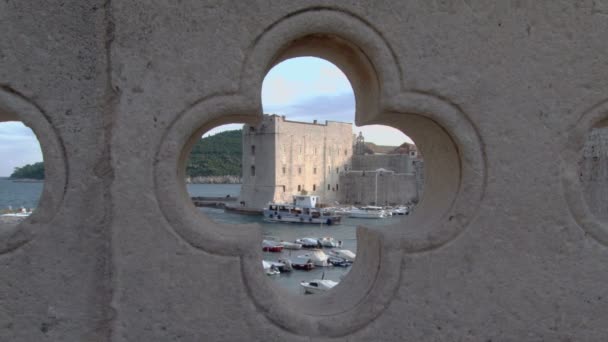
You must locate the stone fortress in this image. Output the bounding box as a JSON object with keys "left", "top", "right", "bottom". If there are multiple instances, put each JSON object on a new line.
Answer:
{"left": 238, "top": 114, "right": 422, "bottom": 210}
{"left": 3, "top": 2, "right": 608, "bottom": 341}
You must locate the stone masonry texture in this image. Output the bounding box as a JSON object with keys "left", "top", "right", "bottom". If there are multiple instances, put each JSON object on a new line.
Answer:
{"left": 1, "top": 1, "right": 608, "bottom": 341}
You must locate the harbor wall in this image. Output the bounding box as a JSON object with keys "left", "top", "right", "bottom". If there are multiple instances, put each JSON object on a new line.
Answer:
{"left": 338, "top": 171, "right": 418, "bottom": 205}
{"left": 2, "top": 2, "right": 608, "bottom": 341}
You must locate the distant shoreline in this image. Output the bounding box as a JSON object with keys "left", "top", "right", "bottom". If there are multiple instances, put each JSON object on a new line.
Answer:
{"left": 9, "top": 178, "right": 44, "bottom": 183}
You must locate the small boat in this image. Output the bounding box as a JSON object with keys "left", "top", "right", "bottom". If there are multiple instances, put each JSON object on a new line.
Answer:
{"left": 262, "top": 260, "right": 281, "bottom": 275}
{"left": 390, "top": 206, "right": 409, "bottom": 215}
{"left": 300, "top": 279, "right": 338, "bottom": 294}
{"left": 328, "top": 256, "right": 352, "bottom": 267}
{"left": 295, "top": 237, "right": 321, "bottom": 248}
{"left": 292, "top": 262, "right": 315, "bottom": 271}
{"left": 328, "top": 249, "right": 356, "bottom": 262}
{"left": 263, "top": 195, "right": 342, "bottom": 225}
{"left": 317, "top": 236, "right": 342, "bottom": 248}
{"left": 0, "top": 212, "right": 31, "bottom": 217}
{"left": 262, "top": 239, "right": 284, "bottom": 253}
{"left": 278, "top": 241, "right": 302, "bottom": 250}
{"left": 1, "top": 207, "right": 33, "bottom": 217}
{"left": 298, "top": 250, "right": 330, "bottom": 267}
{"left": 263, "top": 237, "right": 303, "bottom": 250}
{"left": 348, "top": 206, "right": 390, "bottom": 219}
{"left": 276, "top": 259, "right": 293, "bottom": 272}
{"left": 262, "top": 245, "right": 283, "bottom": 252}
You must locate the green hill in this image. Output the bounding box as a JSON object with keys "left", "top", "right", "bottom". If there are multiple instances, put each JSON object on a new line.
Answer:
{"left": 10, "top": 162, "right": 44, "bottom": 179}
{"left": 186, "top": 129, "right": 242, "bottom": 177}
{"left": 9, "top": 130, "right": 243, "bottom": 180}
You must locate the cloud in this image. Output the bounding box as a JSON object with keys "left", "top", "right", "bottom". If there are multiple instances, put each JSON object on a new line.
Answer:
{"left": 264, "top": 92, "right": 355, "bottom": 123}
{"left": 264, "top": 93, "right": 413, "bottom": 146}
{"left": 0, "top": 122, "right": 43, "bottom": 176}
{"left": 262, "top": 57, "right": 353, "bottom": 107}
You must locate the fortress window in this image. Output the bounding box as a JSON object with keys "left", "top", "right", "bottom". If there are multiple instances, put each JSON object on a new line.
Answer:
{"left": 282, "top": 185, "right": 286, "bottom": 192}
{"left": 336, "top": 167, "right": 339, "bottom": 174}
{"left": 336, "top": 184, "right": 339, "bottom": 191}
{"left": 328, "top": 184, "right": 331, "bottom": 190}
{"left": 298, "top": 167, "right": 302, "bottom": 174}
{"left": 282, "top": 166, "right": 286, "bottom": 174}
{"left": 251, "top": 145, "right": 255, "bottom": 155}
{"left": 313, "top": 167, "right": 317, "bottom": 174}
{"left": 251, "top": 165, "right": 255, "bottom": 176}
{"left": 298, "top": 185, "right": 301, "bottom": 191}
{"left": 313, "top": 184, "right": 316, "bottom": 191}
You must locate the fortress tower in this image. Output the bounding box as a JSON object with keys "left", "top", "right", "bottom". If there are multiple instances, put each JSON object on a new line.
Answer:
{"left": 239, "top": 115, "right": 353, "bottom": 210}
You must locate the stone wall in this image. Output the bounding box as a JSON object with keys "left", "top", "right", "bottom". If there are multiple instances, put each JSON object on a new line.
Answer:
{"left": 2, "top": 2, "right": 608, "bottom": 341}
{"left": 580, "top": 127, "right": 608, "bottom": 220}
{"left": 351, "top": 154, "right": 417, "bottom": 174}
{"left": 239, "top": 114, "right": 352, "bottom": 209}
{"left": 339, "top": 170, "right": 418, "bottom": 205}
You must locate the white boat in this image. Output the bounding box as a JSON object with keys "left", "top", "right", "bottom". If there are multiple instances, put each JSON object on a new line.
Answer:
{"left": 298, "top": 250, "right": 330, "bottom": 267}
{"left": 263, "top": 237, "right": 303, "bottom": 250}
{"left": 278, "top": 241, "right": 302, "bottom": 250}
{"left": 317, "top": 236, "right": 342, "bottom": 248}
{"left": 262, "top": 260, "right": 281, "bottom": 275}
{"left": 1, "top": 207, "right": 33, "bottom": 217}
{"left": 390, "top": 206, "right": 409, "bottom": 215}
{"left": 300, "top": 279, "right": 338, "bottom": 294}
{"left": 329, "top": 249, "right": 356, "bottom": 262}
{"left": 348, "top": 206, "right": 389, "bottom": 219}
{"left": 295, "top": 237, "right": 321, "bottom": 248}
{"left": 1, "top": 213, "right": 31, "bottom": 217}
{"left": 263, "top": 195, "right": 342, "bottom": 225}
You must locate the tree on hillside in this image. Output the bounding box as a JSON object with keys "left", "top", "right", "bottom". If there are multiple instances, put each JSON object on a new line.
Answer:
{"left": 10, "top": 162, "right": 44, "bottom": 179}
{"left": 186, "top": 129, "right": 242, "bottom": 177}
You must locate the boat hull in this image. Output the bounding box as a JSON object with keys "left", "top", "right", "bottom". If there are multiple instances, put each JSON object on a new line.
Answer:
{"left": 263, "top": 210, "right": 342, "bottom": 225}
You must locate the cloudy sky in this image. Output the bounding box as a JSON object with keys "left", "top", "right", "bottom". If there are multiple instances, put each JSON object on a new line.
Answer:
{"left": 205, "top": 57, "right": 412, "bottom": 145}
{"left": 0, "top": 57, "right": 411, "bottom": 176}
{"left": 0, "top": 122, "right": 43, "bottom": 176}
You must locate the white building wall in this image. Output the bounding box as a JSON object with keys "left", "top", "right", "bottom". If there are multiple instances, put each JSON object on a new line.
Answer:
{"left": 239, "top": 115, "right": 352, "bottom": 209}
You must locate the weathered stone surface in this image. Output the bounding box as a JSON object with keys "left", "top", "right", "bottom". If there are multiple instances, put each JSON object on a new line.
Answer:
{"left": 1, "top": 1, "right": 608, "bottom": 341}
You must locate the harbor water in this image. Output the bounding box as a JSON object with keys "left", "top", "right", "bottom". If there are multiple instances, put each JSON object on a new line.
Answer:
{"left": 1, "top": 180, "right": 403, "bottom": 295}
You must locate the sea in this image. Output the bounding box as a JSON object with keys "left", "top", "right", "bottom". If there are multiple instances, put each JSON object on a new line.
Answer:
{"left": 1, "top": 178, "right": 402, "bottom": 295}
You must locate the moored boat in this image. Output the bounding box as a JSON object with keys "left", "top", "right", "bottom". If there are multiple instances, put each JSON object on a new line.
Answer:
{"left": 292, "top": 261, "right": 315, "bottom": 271}
{"left": 295, "top": 237, "right": 321, "bottom": 248}
{"left": 262, "top": 260, "right": 281, "bottom": 275}
{"left": 278, "top": 241, "right": 302, "bottom": 250}
{"left": 262, "top": 240, "right": 284, "bottom": 252}
{"left": 317, "top": 236, "right": 342, "bottom": 248}
{"left": 263, "top": 195, "right": 342, "bottom": 225}
{"left": 298, "top": 250, "right": 330, "bottom": 267}
{"left": 328, "top": 256, "right": 352, "bottom": 267}
{"left": 300, "top": 279, "right": 338, "bottom": 294}
{"left": 348, "top": 206, "right": 390, "bottom": 219}
{"left": 328, "top": 249, "right": 356, "bottom": 262}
